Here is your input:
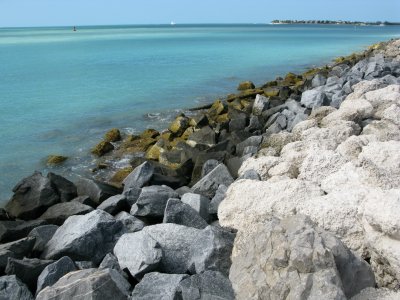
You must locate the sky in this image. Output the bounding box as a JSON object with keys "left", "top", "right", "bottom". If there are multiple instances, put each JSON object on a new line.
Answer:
{"left": 0, "top": 0, "right": 399, "bottom": 27}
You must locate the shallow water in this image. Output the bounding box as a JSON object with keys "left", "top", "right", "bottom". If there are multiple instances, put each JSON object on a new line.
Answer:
{"left": 1, "top": 24, "right": 400, "bottom": 204}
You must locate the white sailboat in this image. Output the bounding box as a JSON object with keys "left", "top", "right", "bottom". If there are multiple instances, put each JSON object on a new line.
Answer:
{"left": 170, "top": 21, "right": 176, "bottom": 26}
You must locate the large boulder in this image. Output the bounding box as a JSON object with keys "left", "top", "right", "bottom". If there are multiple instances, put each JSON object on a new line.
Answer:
{"left": 181, "top": 193, "right": 210, "bottom": 221}
{"left": 36, "top": 256, "right": 77, "bottom": 294}
{"left": 5, "top": 172, "right": 60, "bottom": 220}
{"left": 252, "top": 94, "right": 269, "bottom": 116}
{"left": 0, "top": 275, "right": 33, "bottom": 300}
{"left": 97, "top": 194, "right": 129, "bottom": 215}
{"left": 163, "top": 199, "right": 208, "bottom": 229}
{"left": 191, "top": 164, "right": 234, "bottom": 198}
{"left": 0, "top": 219, "right": 47, "bottom": 243}
{"left": 39, "top": 202, "right": 93, "bottom": 225}
{"left": 133, "top": 185, "right": 179, "bottom": 218}
{"left": 5, "top": 258, "right": 54, "bottom": 293}
{"left": 28, "top": 225, "right": 59, "bottom": 254}
{"left": 76, "top": 178, "right": 121, "bottom": 206}
{"left": 229, "top": 215, "right": 374, "bottom": 300}
{"left": 300, "top": 89, "right": 328, "bottom": 109}
{"left": 178, "top": 271, "right": 235, "bottom": 300}
{"left": 47, "top": 172, "right": 77, "bottom": 202}
{"left": 131, "top": 272, "right": 188, "bottom": 300}
{"left": 122, "top": 161, "right": 154, "bottom": 192}
{"left": 42, "top": 210, "right": 124, "bottom": 264}
{"left": 115, "top": 211, "right": 145, "bottom": 233}
{"left": 187, "top": 126, "right": 216, "bottom": 147}
{"left": 237, "top": 81, "right": 255, "bottom": 90}
{"left": 36, "top": 268, "right": 131, "bottom": 300}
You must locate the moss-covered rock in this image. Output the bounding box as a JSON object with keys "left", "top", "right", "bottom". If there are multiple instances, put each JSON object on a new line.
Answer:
{"left": 181, "top": 127, "right": 195, "bottom": 140}
{"left": 109, "top": 167, "right": 133, "bottom": 184}
{"left": 91, "top": 141, "right": 114, "bottom": 156}
{"left": 146, "top": 139, "right": 166, "bottom": 161}
{"left": 159, "top": 149, "right": 184, "bottom": 169}
{"left": 141, "top": 128, "right": 160, "bottom": 139}
{"left": 262, "top": 80, "right": 278, "bottom": 88}
{"left": 208, "top": 100, "right": 227, "bottom": 119}
{"left": 238, "top": 89, "right": 264, "bottom": 99}
{"left": 46, "top": 155, "right": 68, "bottom": 165}
{"left": 228, "top": 99, "right": 243, "bottom": 111}
{"left": 216, "top": 113, "right": 230, "bottom": 124}
{"left": 283, "top": 72, "right": 302, "bottom": 86}
{"left": 104, "top": 128, "right": 121, "bottom": 142}
{"left": 226, "top": 93, "right": 238, "bottom": 102}
{"left": 169, "top": 115, "right": 190, "bottom": 136}
{"left": 120, "top": 135, "right": 157, "bottom": 154}
{"left": 237, "top": 81, "right": 255, "bottom": 91}
{"left": 263, "top": 87, "right": 280, "bottom": 97}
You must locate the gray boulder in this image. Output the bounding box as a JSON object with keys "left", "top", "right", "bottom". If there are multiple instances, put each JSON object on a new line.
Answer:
{"left": 238, "top": 169, "right": 261, "bottom": 181}
{"left": 0, "top": 219, "right": 47, "bottom": 243}
{"left": 97, "top": 194, "right": 129, "bottom": 215}
{"left": 123, "top": 162, "right": 154, "bottom": 192}
{"left": 191, "top": 164, "right": 234, "bottom": 198}
{"left": 42, "top": 210, "right": 124, "bottom": 264}
{"left": 28, "top": 225, "right": 59, "bottom": 254}
{"left": 131, "top": 272, "right": 188, "bottom": 300}
{"left": 264, "top": 114, "right": 287, "bottom": 135}
{"left": 187, "top": 126, "right": 216, "bottom": 147}
{"left": 0, "top": 237, "right": 36, "bottom": 272}
{"left": 181, "top": 193, "right": 210, "bottom": 221}
{"left": 331, "top": 90, "right": 347, "bottom": 108}
{"left": 76, "top": 178, "right": 121, "bottom": 205}
{"left": 47, "top": 172, "right": 77, "bottom": 202}
{"left": 5, "top": 258, "right": 54, "bottom": 293}
{"left": 178, "top": 271, "right": 234, "bottom": 300}
{"left": 36, "top": 256, "right": 77, "bottom": 294}
{"left": 229, "top": 116, "right": 247, "bottom": 133}
{"left": 99, "top": 253, "right": 123, "bottom": 274}
{"left": 188, "top": 225, "right": 234, "bottom": 276}
{"left": 39, "top": 202, "right": 93, "bottom": 225}
{"left": 163, "top": 199, "right": 208, "bottom": 229}
{"left": 133, "top": 186, "right": 179, "bottom": 218}
{"left": 200, "top": 159, "right": 220, "bottom": 178}
{"left": 312, "top": 73, "right": 327, "bottom": 88}
{"left": 301, "top": 89, "right": 328, "bottom": 109}
{"left": 0, "top": 275, "right": 33, "bottom": 300}
{"left": 252, "top": 94, "right": 269, "bottom": 116}
{"left": 236, "top": 136, "right": 263, "bottom": 157}
{"left": 115, "top": 211, "right": 145, "bottom": 233}
{"left": 74, "top": 261, "right": 94, "bottom": 270}
{"left": 36, "top": 268, "right": 131, "bottom": 300}
{"left": 71, "top": 195, "right": 96, "bottom": 207}
{"left": 113, "top": 231, "right": 162, "bottom": 279}
{"left": 5, "top": 172, "right": 60, "bottom": 220}
{"left": 229, "top": 215, "right": 375, "bottom": 300}
{"left": 123, "top": 187, "right": 142, "bottom": 206}
{"left": 209, "top": 185, "right": 228, "bottom": 215}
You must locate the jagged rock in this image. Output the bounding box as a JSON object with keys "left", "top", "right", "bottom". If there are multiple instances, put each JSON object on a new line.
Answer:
{"left": 178, "top": 271, "right": 234, "bottom": 300}
{"left": 115, "top": 211, "right": 145, "bottom": 233}
{"left": 187, "top": 126, "right": 216, "bottom": 147}
{"left": 265, "top": 113, "right": 287, "bottom": 135}
{"left": 169, "top": 115, "right": 190, "bottom": 136}
{"left": 133, "top": 185, "right": 178, "bottom": 218}
{"left": 104, "top": 128, "right": 121, "bottom": 142}
{"left": 123, "top": 161, "right": 154, "bottom": 192}
{"left": 312, "top": 73, "right": 327, "bottom": 87}
{"left": 36, "top": 256, "right": 77, "bottom": 294}
{"left": 39, "top": 202, "right": 93, "bottom": 225}
{"left": 188, "top": 225, "right": 234, "bottom": 276}
{"left": 238, "top": 169, "right": 261, "bottom": 180}
{"left": 113, "top": 230, "right": 162, "bottom": 278}
{"left": 181, "top": 193, "right": 210, "bottom": 221}
{"left": 301, "top": 89, "right": 328, "bottom": 109}
{"left": 350, "top": 287, "right": 400, "bottom": 300}
{"left": 97, "top": 194, "right": 128, "bottom": 215}
{"left": 5, "top": 172, "right": 60, "bottom": 220}
{"left": 42, "top": 210, "right": 124, "bottom": 264}
{"left": 74, "top": 261, "right": 94, "bottom": 270}
{"left": 209, "top": 185, "right": 228, "bottom": 215}
{"left": 123, "top": 187, "right": 142, "bottom": 206}
{"left": 201, "top": 159, "right": 220, "bottom": 178}
{"left": 230, "top": 215, "right": 374, "bottom": 300}
{"left": 91, "top": 140, "right": 114, "bottom": 156}
{"left": 5, "top": 258, "right": 54, "bottom": 293}
{"left": 236, "top": 136, "right": 263, "bottom": 156}
{"left": 71, "top": 195, "right": 96, "bottom": 207}
{"left": 0, "top": 237, "right": 36, "bottom": 272}
{"left": 191, "top": 151, "right": 227, "bottom": 184}
{"left": 0, "top": 275, "right": 34, "bottom": 300}
{"left": 36, "top": 268, "right": 131, "bottom": 300}
{"left": 252, "top": 94, "right": 269, "bottom": 116}
{"left": 163, "top": 199, "right": 208, "bottom": 229}
{"left": 131, "top": 272, "right": 188, "bottom": 300}
{"left": 229, "top": 115, "right": 247, "bottom": 132}
{"left": 76, "top": 178, "right": 121, "bottom": 205}
{"left": 192, "top": 164, "right": 234, "bottom": 198}
{"left": 0, "top": 219, "right": 47, "bottom": 243}
{"left": 99, "top": 253, "right": 123, "bottom": 274}
{"left": 28, "top": 225, "right": 59, "bottom": 254}
{"left": 47, "top": 173, "right": 77, "bottom": 202}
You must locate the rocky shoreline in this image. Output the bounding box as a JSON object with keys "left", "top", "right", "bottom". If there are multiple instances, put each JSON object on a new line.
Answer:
{"left": 1, "top": 38, "right": 400, "bottom": 299}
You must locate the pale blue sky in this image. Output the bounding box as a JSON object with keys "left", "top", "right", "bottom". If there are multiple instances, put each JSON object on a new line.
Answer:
{"left": 0, "top": 0, "right": 399, "bottom": 27}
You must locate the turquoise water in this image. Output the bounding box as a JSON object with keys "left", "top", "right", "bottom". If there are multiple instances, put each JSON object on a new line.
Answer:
{"left": 1, "top": 24, "right": 400, "bottom": 203}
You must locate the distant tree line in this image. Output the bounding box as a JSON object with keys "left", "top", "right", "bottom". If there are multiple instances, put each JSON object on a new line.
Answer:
{"left": 271, "top": 20, "right": 400, "bottom": 26}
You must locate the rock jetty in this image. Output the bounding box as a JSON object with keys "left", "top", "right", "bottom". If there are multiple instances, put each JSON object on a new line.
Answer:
{"left": 0, "top": 38, "right": 399, "bottom": 299}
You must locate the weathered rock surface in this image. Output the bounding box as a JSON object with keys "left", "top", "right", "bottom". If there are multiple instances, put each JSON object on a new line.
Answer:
{"left": 0, "top": 237, "right": 36, "bottom": 272}
{"left": 181, "top": 193, "right": 210, "bottom": 221}
{"left": 28, "top": 225, "right": 59, "bottom": 254}
{"left": 131, "top": 272, "right": 188, "bottom": 300}
{"left": 229, "top": 215, "right": 374, "bottom": 300}
{"left": 47, "top": 172, "right": 77, "bottom": 202}
{"left": 0, "top": 275, "right": 34, "bottom": 300}
{"left": 36, "top": 256, "right": 77, "bottom": 294}
{"left": 42, "top": 210, "right": 124, "bottom": 264}
{"left": 192, "top": 164, "right": 233, "bottom": 198}
{"left": 0, "top": 219, "right": 47, "bottom": 243}
{"left": 36, "top": 268, "right": 131, "bottom": 300}
{"left": 76, "top": 178, "right": 121, "bottom": 205}
{"left": 39, "top": 202, "right": 93, "bottom": 225}
{"left": 123, "top": 161, "right": 154, "bottom": 191}
{"left": 5, "top": 172, "right": 60, "bottom": 220}
{"left": 115, "top": 211, "right": 145, "bottom": 233}
{"left": 97, "top": 194, "right": 129, "bottom": 215}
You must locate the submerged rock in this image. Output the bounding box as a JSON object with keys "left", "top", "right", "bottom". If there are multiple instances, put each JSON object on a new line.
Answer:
{"left": 237, "top": 81, "right": 255, "bottom": 91}
{"left": 91, "top": 140, "right": 114, "bottom": 156}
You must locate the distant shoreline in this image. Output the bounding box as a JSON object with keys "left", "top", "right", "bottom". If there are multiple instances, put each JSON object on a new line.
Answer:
{"left": 271, "top": 20, "right": 400, "bottom": 26}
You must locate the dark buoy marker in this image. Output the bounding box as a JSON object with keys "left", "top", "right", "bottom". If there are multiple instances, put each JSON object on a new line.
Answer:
{"left": 73, "top": 26, "right": 77, "bottom": 32}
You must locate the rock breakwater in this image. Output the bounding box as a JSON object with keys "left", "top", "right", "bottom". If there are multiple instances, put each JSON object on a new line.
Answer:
{"left": 0, "top": 38, "right": 399, "bottom": 299}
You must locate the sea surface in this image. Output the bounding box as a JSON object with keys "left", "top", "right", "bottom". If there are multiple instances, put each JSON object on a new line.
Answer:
{"left": 1, "top": 24, "right": 400, "bottom": 204}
